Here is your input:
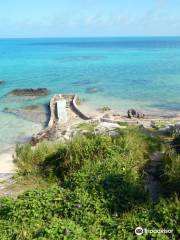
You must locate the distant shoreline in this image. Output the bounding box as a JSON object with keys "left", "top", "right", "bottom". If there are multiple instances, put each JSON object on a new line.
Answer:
{"left": 1, "top": 36, "right": 180, "bottom": 40}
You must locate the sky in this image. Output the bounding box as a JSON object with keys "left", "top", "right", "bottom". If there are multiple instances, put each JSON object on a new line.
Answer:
{"left": 0, "top": 0, "right": 179, "bottom": 38}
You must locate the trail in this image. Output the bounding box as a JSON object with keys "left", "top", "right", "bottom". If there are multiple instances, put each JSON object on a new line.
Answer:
{"left": 145, "top": 151, "right": 163, "bottom": 202}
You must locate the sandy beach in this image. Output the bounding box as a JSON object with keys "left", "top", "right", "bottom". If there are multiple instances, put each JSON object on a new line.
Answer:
{"left": 0, "top": 148, "right": 16, "bottom": 182}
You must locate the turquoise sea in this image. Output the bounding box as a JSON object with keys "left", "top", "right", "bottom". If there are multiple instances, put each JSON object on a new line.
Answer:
{"left": 0, "top": 37, "right": 180, "bottom": 151}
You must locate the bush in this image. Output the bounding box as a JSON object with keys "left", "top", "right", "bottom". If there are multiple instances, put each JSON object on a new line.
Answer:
{"left": 0, "top": 188, "right": 179, "bottom": 239}
{"left": 15, "top": 128, "right": 155, "bottom": 182}
{"left": 1, "top": 129, "right": 178, "bottom": 239}
{"left": 160, "top": 147, "right": 180, "bottom": 196}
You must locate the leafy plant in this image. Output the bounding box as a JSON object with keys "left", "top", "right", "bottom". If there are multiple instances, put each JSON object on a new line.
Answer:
{"left": 0, "top": 129, "right": 179, "bottom": 239}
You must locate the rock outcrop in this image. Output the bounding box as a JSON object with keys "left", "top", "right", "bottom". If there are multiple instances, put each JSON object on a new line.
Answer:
{"left": 8, "top": 88, "right": 49, "bottom": 97}
{"left": 0, "top": 80, "right": 5, "bottom": 84}
{"left": 127, "top": 108, "right": 145, "bottom": 119}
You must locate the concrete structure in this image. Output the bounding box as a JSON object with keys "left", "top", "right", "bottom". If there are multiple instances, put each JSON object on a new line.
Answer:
{"left": 31, "top": 94, "right": 91, "bottom": 145}
{"left": 57, "top": 99, "right": 67, "bottom": 123}
{"left": 72, "top": 95, "right": 91, "bottom": 120}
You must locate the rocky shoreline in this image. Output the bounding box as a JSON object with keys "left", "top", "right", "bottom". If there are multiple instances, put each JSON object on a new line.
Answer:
{"left": 1, "top": 92, "right": 180, "bottom": 185}
{"left": 29, "top": 94, "right": 180, "bottom": 145}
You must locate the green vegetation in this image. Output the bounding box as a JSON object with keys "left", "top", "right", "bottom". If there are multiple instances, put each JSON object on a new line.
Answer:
{"left": 160, "top": 148, "right": 180, "bottom": 196}
{"left": 152, "top": 120, "right": 167, "bottom": 130}
{"left": 77, "top": 122, "right": 97, "bottom": 132}
{"left": 0, "top": 127, "right": 179, "bottom": 239}
{"left": 118, "top": 121, "right": 129, "bottom": 127}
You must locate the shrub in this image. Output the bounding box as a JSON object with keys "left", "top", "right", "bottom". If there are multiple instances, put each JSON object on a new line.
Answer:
{"left": 0, "top": 188, "right": 179, "bottom": 239}
{"left": 160, "top": 147, "right": 180, "bottom": 196}
{"left": 1, "top": 129, "right": 178, "bottom": 239}
{"left": 15, "top": 128, "right": 154, "bottom": 182}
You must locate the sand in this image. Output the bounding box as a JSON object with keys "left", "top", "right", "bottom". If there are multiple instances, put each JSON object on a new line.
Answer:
{"left": 0, "top": 148, "right": 16, "bottom": 182}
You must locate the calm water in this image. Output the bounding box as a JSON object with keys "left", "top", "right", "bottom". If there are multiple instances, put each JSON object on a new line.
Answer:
{"left": 0, "top": 37, "right": 180, "bottom": 150}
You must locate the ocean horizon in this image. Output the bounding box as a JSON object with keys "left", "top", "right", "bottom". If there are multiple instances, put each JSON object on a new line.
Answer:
{"left": 0, "top": 36, "right": 180, "bottom": 150}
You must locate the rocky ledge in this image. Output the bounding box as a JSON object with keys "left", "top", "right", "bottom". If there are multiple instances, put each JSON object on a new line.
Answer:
{"left": 8, "top": 88, "right": 49, "bottom": 96}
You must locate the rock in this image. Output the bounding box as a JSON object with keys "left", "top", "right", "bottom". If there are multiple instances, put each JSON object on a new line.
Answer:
{"left": 173, "top": 123, "right": 180, "bottom": 134}
{"left": 103, "top": 114, "right": 112, "bottom": 119}
{"left": 86, "top": 87, "right": 99, "bottom": 94}
{"left": 159, "top": 123, "right": 180, "bottom": 134}
{"left": 113, "top": 112, "right": 121, "bottom": 117}
{"left": 127, "top": 108, "right": 136, "bottom": 118}
{"left": 100, "top": 122, "right": 120, "bottom": 130}
{"left": 72, "top": 80, "right": 96, "bottom": 86}
{"left": 150, "top": 121, "right": 156, "bottom": 128}
{"left": 89, "top": 118, "right": 101, "bottom": 125}
{"left": 0, "top": 80, "right": 5, "bottom": 84}
{"left": 127, "top": 108, "right": 145, "bottom": 119}
{"left": 95, "top": 122, "right": 120, "bottom": 135}
{"left": 24, "top": 105, "right": 41, "bottom": 111}
{"left": 98, "top": 106, "right": 111, "bottom": 112}
{"left": 8, "top": 88, "right": 49, "bottom": 97}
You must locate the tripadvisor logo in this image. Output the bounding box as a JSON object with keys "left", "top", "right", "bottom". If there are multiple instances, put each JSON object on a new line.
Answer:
{"left": 135, "top": 227, "right": 173, "bottom": 236}
{"left": 135, "top": 227, "right": 144, "bottom": 235}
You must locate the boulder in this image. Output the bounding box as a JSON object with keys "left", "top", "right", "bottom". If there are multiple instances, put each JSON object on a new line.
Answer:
{"left": 86, "top": 87, "right": 99, "bottom": 94}
{"left": 127, "top": 108, "right": 145, "bottom": 119}
{"left": 8, "top": 88, "right": 49, "bottom": 97}
{"left": 95, "top": 122, "right": 121, "bottom": 136}
{"left": 103, "top": 114, "right": 112, "bottom": 119}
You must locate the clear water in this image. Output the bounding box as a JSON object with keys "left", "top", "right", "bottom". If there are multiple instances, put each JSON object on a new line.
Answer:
{"left": 0, "top": 37, "right": 180, "bottom": 150}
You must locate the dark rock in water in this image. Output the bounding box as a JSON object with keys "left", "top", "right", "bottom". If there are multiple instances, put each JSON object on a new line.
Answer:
{"left": 86, "top": 87, "right": 99, "bottom": 94}
{"left": 8, "top": 88, "right": 49, "bottom": 97}
{"left": 4, "top": 104, "right": 49, "bottom": 125}
{"left": 127, "top": 108, "right": 145, "bottom": 119}
{"left": 23, "top": 105, "right": 42, "bottom": 111}
{"left": 72, "top": 79, "right": 97, "bottom": 86}
{"left": 0, "top": 80, "right": 5, "bottom": 84}
{"left": 73, "top": 80, "right": 90, "bottom": 86}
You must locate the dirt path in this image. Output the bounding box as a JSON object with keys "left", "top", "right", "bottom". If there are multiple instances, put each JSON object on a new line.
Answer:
{"left": 145, "top": 151, "right": 163, "bottom": 202}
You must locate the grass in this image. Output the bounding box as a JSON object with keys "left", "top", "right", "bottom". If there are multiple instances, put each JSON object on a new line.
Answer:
{"left": 0, "top": 127, "right": 179, "bottom": 239}
{"left": 14, "top": 128, "right": 156, "bottom": 182}
{"left": 77, "top": 122, "right": 97, "bottom": 132}
{"left": 153, "top": 120, "right": 167, "bottom": 130}
{"left": 118, "top": 121, "right": 129, "bottom": 127}
{"left": 160, "top": 147, "right": 180, "bottom": 196}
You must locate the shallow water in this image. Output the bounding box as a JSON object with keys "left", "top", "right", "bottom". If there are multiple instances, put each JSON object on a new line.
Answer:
{"left": 0, "top": 37, "right": 180, "bottom": 150}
